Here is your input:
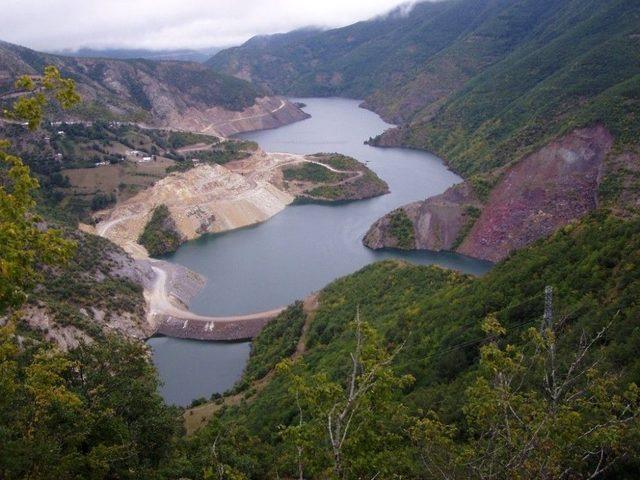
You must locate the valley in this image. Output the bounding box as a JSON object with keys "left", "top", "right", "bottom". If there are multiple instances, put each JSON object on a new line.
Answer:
{"left": 147, "top": 97, "right": 491, "bottom": 404}
{"left": 0, "top": 40, "right": 308, "bottom": 135}
{"left": 211, "top": 0, "right": 639, "bottom": 263}
{"left": 1, "top": 1, "right": 639, "bottom": 478}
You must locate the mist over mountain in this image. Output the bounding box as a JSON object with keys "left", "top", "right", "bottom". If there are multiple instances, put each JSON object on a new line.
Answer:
{"left": 52, "top": 47, "right": 221, "bottom": 63}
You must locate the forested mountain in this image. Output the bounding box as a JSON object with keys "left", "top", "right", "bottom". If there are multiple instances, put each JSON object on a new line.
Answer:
{"left": 174, "top": 213, "right": 640, "bottom": 478}
{"left": 0, "top": 40, "right": 306, "bottom": 135}
{"left": 210, "top": 0, "right": 639, "bottom": 174}
{"left": 2, "top": 1, "right": 640, "bottom": 478}
{"left": 189, "top": 7, "right": 640, "bottom": 477}
{"left": 208, "top": 0, "right": 487, "bottom": 100}
{"left": 210, "top": 0, "right": 640, "bottom": 262}
{"left": 372, "top": 0, "right": 640, "bottom": 177}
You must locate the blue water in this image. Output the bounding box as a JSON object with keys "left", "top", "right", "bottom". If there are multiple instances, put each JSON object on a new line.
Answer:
{"left": 149, "top": 97, "right": 491, "bottom": 406}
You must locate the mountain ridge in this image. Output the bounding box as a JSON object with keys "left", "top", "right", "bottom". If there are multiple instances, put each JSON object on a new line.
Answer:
{"left": 208, "top": 0, "right": 640, "bottom": 261}
{"left": 0, "top": 39, "right": 308, "bottom": 136}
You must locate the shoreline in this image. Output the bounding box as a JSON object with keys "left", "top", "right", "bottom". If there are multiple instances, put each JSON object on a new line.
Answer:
{"left": 88, "top": 146, "right": 388, "bottom": 341}
{"left": 90, "top": 159, "right": 385, "bottom": 341}
{"left": 144, "top": 258, "right": 286, "bottom": 341}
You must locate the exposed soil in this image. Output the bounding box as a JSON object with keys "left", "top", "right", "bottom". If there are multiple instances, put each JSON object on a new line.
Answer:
{"left": 365, "top": 126, "right": 615, "bottom": 262}
{"left": 92, "top": 149, "right": 386, "bottom": 342}
{"left": 458, "top": 126, "right": 613, "bottom": 261}
{"left": 166, "top": 97, "right": 310, "bottom": 137}
{"left": 96, "top": 150, "right": 385, "bottom": 258}
{"left": 364, "top": 181, "right": 481, "bottom": 251}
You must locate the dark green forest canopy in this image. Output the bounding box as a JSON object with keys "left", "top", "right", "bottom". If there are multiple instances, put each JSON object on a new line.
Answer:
{"left": 138, "top": 204, "right": 183, "bottom": 256}
{"left": 2, "top": 0, "right": 639, "bottom": 475}
{"left": 4, "top": 212, "right": 639, "bottom": 478}
{"left": 0, "top": 331, "right": 180, "bottom": 479}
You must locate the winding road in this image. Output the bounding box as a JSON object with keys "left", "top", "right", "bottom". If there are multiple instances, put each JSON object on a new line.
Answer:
{"left": 201, "top": 99, "right": 288, "bottom": 135}
{"left": 93, "top": 150, "right": 365, "bottom": 340}
{"left": 148, "top": 264, "right": 285, "bottom": 323}
{"left": 147, "top": 262, "right": 286, "bottom": 341}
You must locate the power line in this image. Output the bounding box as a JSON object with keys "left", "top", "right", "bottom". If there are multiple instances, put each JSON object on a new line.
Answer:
{"left": 407, "top": 292, "right": 546, "bottom": 362}
{"left": 422, "top": 318, "right": 539, "bottom": 362}
{"left": 417, "top": 293, "right": 593, "bottom": 364}
{"left": 414, "top": 291, "right": 545, "bottom": 334}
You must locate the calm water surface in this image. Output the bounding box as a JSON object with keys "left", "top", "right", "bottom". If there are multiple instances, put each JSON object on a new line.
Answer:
{"left": 149, "top": 98, "right": 491, "bottom": 406}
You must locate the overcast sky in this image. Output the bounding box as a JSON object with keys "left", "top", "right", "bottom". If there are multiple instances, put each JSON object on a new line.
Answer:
{"left": 1, "top": 0, "right": 416, "bottom": 52}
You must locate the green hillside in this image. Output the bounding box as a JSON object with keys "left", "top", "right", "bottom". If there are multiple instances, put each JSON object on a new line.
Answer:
{"left": 386, "top": 0, "right": 640, "bottom": 176}
{"left": 211, "top": 0, "right": 640, "bottom": 177}
{"left": 173, "top": 212, "right": 640, "bottom": 478}
{"left": 5, "top": 210, "right": 640, "bottom": 478}
{"left": 208, "top": 0, "right": 499, "bottom": 99}
{"left": 2, "top": 3, "right": 640, "bottom": 478}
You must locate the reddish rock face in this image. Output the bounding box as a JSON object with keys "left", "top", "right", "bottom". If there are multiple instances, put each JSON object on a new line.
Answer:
{"left": 364, "top": 125, "right": 618, "bottom": 262}
{"left": 458, "top": 126, "right": 613, "bottom": 262}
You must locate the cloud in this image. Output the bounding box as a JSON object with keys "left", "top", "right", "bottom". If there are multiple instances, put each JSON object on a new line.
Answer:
{"left": 1, "top": 0, "right": 417, "bottom": 51}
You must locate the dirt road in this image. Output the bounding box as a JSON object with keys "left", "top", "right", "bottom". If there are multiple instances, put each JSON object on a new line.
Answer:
{"left": 147, "top": 262, "right": 285, "bottom": 323}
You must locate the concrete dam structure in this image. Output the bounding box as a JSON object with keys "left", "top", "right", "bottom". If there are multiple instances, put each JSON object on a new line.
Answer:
{"left": 153, "top": 307, "right": 285, "bottom": 341}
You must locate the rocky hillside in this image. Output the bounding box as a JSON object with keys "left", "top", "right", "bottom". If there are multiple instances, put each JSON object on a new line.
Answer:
{"left": 364, "top": 126, "right": 633, "bottom": 261}
{"left": 18, "top": 228, "right": 154, "bottom": 350}
{"left": 95, "top": 160, "right": 294, "bottom": 257}
{"left": 0, "top": 40, "right": 307, "bottom": 136}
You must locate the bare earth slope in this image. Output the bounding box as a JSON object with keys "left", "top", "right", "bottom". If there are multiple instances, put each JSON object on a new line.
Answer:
{"left": 95, "top": 159, "right": 295, "bottom": 257}
{"left": 457, "top": 126, "right": 613, "bottom": 261}
{"left": 96, "top": 149, "right": 388, "bottom": 256}
{"left": 365, "top": 126, "right": 616, "bottom": 262}
{"left": 364, "top": 181, "right": 481, "bottom": 252}
{"left": 92, "top": 149, "right": 386, "bottom": 340}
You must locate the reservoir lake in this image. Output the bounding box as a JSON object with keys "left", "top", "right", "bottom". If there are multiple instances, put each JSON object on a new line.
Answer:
{"left": 148, "top": 98, "right": 492, "bottom": 406}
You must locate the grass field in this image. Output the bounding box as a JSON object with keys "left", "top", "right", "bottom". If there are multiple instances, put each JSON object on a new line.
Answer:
{"left": 64, "top": 156, "right": 176, "bottom": 202}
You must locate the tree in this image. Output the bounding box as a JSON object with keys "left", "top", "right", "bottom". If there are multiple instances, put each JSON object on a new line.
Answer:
{"left": 4, "top": 66, "right": 80, "bottom": 130}
{"left": 203, "top": 430, "right": 250, "bottom": 480}
{"left": 412, "top": 289, "right": 640, "bottom": 479}
{"left": 0, "top": 329, "right": 179, "bottom": 480}
{"left": 68, "top": 337, "right": 179, "bottom": 477}
{"left": 0, "top": 322, "right": 88, "bottom": 479}
{"left": 277, "top": 308, "right": 414, "bottom": 479}
{"left": 0, "top": 66, "right": 79, "bottom": 314}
